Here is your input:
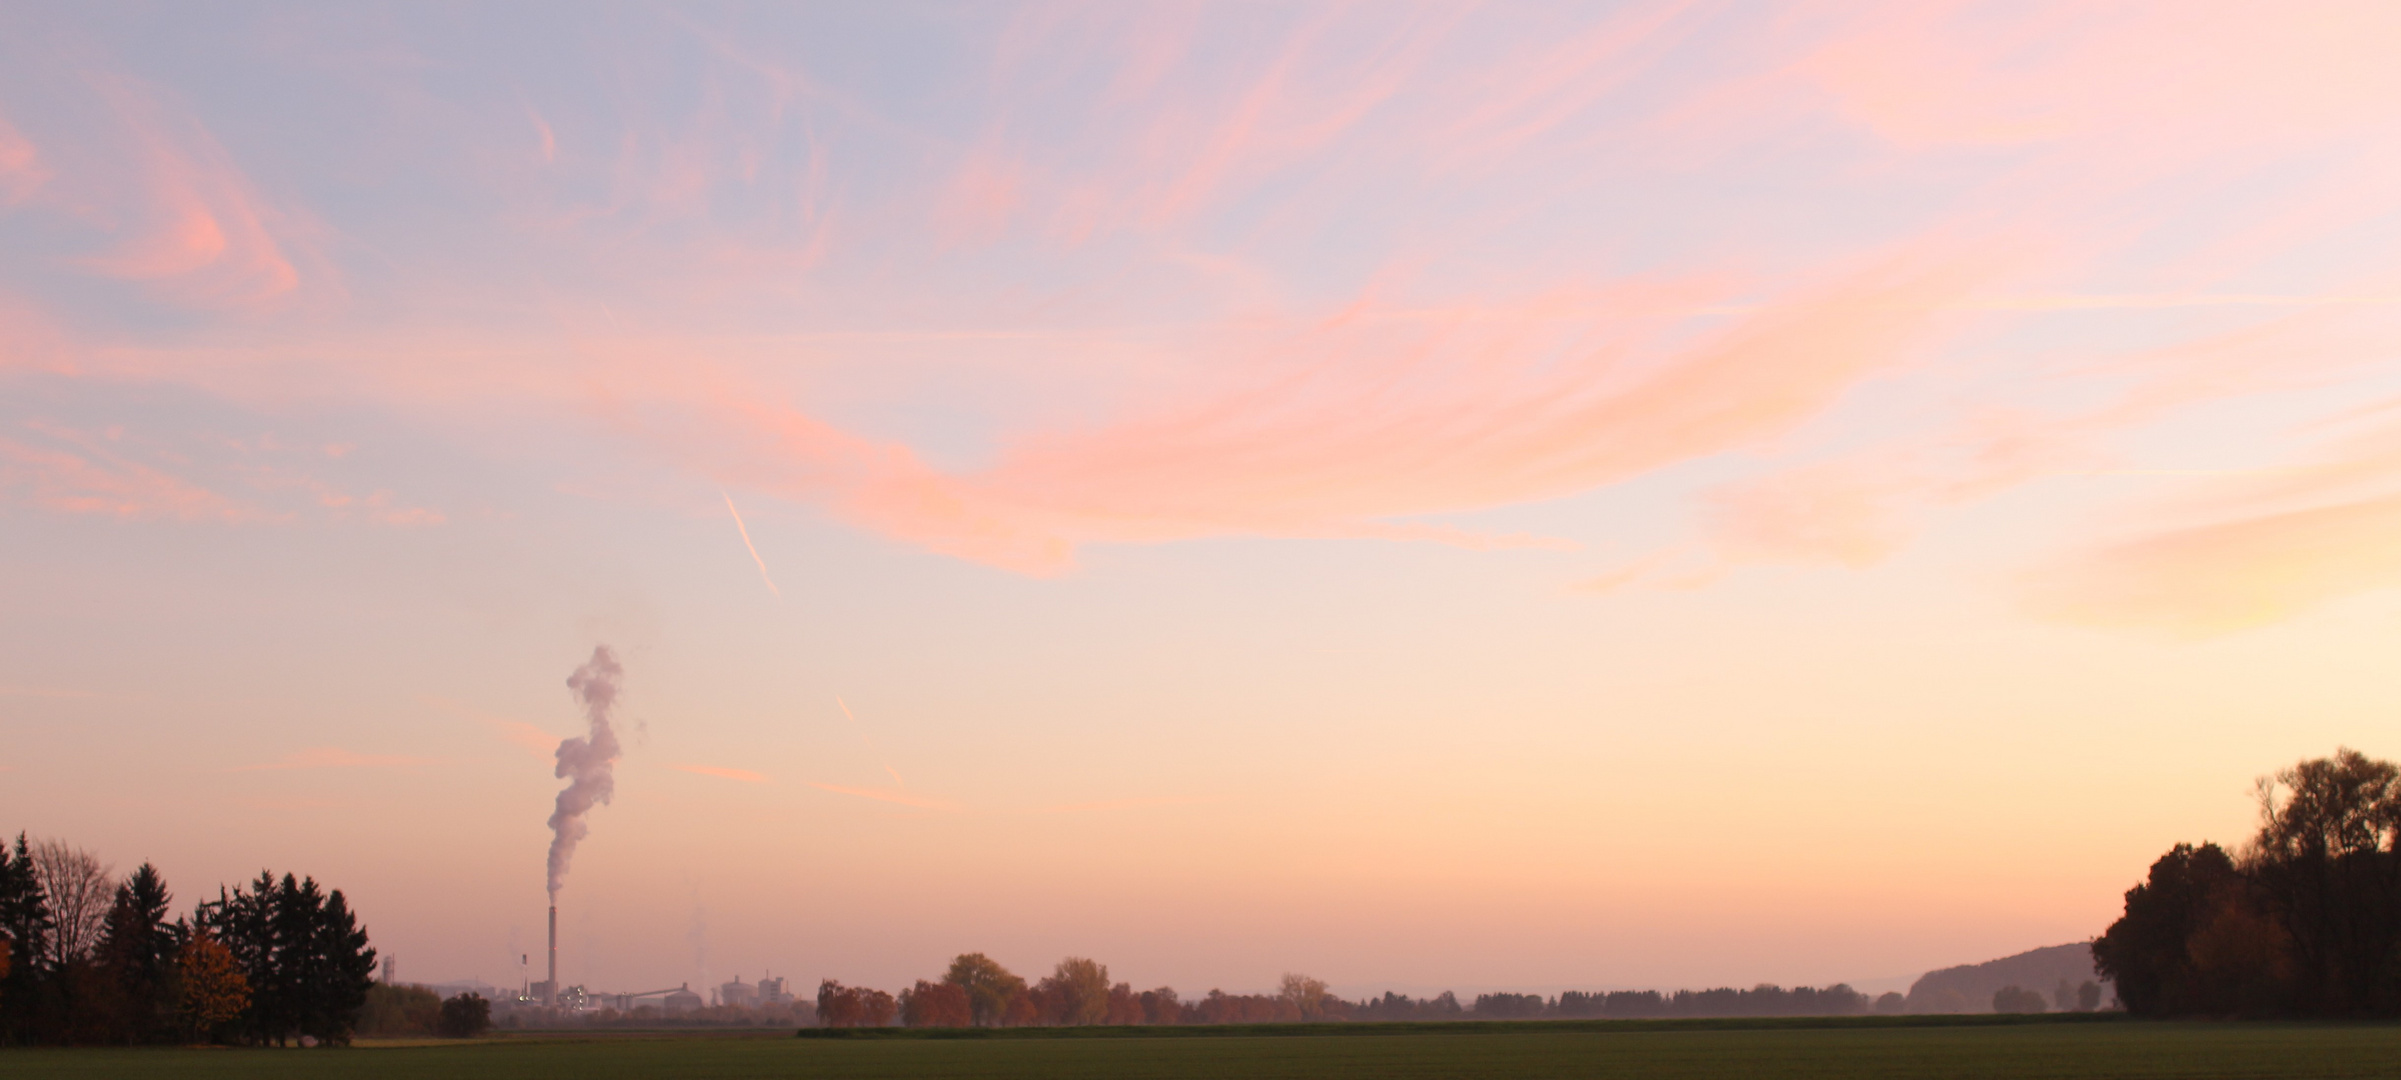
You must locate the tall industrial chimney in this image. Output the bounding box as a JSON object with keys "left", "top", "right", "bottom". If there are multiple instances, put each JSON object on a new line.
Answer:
{"left": 546, "top": 904, "right": 558, "bottom": 1005}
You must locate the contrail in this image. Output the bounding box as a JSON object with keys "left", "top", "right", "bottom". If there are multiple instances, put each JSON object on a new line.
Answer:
{"left": 549, "top": 646, "right": 624, "bottom": 899}
{"left": 722, "top": 491, "right": 781, "bottom": 599}
{"left": 837, "top": 696, "right": 907, "bottom": 789}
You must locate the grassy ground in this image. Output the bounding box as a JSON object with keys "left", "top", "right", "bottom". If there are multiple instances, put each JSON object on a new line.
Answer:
{"left": 6, "top": 1016, "right": 2399, "bottom": 1079}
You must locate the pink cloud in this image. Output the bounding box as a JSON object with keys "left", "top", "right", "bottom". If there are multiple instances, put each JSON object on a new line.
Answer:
{"left": 0, "top": 296, "right": 81, "bottom": 376}
{"left": 0, "top": 421, "right": 444, "bottom": 527}
{"left": 1798, "top": 4, "right": 2401, "bottom": 153}
{"left": 8, "top": 3, "right": 2400, "bottom": 619}
{"left": 0, "top": 432, "right": 254, "bottom": 522}
{"left": 1428, "top": 1, "right": 1698, "bottom": 170}
{"left": 69, "top": 74, "right": 307, "bottom": 309}
{"left": 933, "top": 150, "right": 1027, "bottom": 247}
{"left": 663, "top": 245, "right": 1998, "bottom": 573}
{"left": 0, "top": 108, "right": 48, "bottom": 205}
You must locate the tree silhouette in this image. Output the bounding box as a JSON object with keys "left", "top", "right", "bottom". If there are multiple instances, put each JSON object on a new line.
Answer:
{"left": 2092, "top": 842, "right": 2244, "bottom": 1015}
{"left": 436, "top": 993, "right": 491, "bottom": 1038}
{"left": 2096, "top": 748, "right": 2401, "bottom": 1018}
{"left": 2249, "top": 748, "right": 2401, "bottom": 1014}
{"left": 95, "top": 863, "right": 176, "bottom": 1042}
{"left": 0, "top": 835, "right": 54, "bottom": 1041}
{"left": 194, "top": 870, "right": 376, "bottom": 1045}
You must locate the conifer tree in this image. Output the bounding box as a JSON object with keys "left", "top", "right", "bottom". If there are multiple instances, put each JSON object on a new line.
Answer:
{"left": 0, "top": 834, "right": 55, "bottom": 1042}
{"left": 96, "top": 864, "right": 177, "bottom": 1042}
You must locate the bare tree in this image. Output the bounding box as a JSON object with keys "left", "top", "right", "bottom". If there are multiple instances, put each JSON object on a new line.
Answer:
{"left": 31, "top": 839, "right": 112, "bottom": 966}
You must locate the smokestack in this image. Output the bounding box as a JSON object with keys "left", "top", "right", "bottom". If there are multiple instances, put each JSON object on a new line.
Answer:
{"left": 547, "top": 904, "right": 558, "bottom": 1005}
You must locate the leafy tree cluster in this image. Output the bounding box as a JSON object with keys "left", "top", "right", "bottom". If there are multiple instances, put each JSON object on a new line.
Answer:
{"left": 0, "top": 835, "right": 377, "bottom": 1046}
{"left": 2094, "top": 748, "right": 2401, "bottom": 1017}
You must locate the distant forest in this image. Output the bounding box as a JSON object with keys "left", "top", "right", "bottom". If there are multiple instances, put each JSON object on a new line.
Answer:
{"left": 822, "top": 954, "right": 1927, "bottom": 1029}
{"left": 0, "top": 836, "right": 377, "bottom": 1046}
{"left": 2095, "top": 747, "right": 2401, "bottom": 1017}
{"left": 19, "top": 748, "right": 2382, "bottom": 1045}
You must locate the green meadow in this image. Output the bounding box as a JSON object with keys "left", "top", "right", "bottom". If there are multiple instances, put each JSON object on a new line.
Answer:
{"left": 6, "top": 1016, "right": 2399, "bottom": 1079}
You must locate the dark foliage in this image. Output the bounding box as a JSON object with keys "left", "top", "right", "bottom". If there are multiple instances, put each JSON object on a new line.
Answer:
{"left": 437, "top": 993, "right": 492, "bottom": 1038}
{"left": 1992, "top": 985, "right": 2048, "bottom": 1013}
{"left": 0, "top": 835, "right": 56, "bottom": 1043}
{"left": 184, "top": 870, "right": 377, "bottom": 1045}
{"left": 358, "top": 983, "right": 443, "bottom": 1037}
{"left": 1473, "top": 992, "right": 1546, "bottom": 1018}
{"left": 90, "top": 864, "right": 178, "bottom": 1042}
{"left": 2095, "top": 748, "right": 2401, "bottom": 1018}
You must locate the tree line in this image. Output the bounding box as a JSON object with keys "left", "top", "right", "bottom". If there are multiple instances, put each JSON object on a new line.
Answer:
{"left": 0, "top": 834, "right": 379, "bottom": 1046}
{"left": 2094, "top": 747, "right": 2401, "bottom": 1017}
{"left": 356, "top": 982, "right": 494, "bottom": 1039}
{"left": 816, "top": 952, "right": 1900, "bottom": 1028}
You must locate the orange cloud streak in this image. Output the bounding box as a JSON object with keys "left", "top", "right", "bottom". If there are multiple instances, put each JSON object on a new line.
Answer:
{"left": 678, "top": 248, "right": 1998, "bottom": 573}
{"left": 2027, "top": 407, "right": 2401, "bottom": 634}
{"left": 2027, "top": 495, "right": 2401, "bottom": 636}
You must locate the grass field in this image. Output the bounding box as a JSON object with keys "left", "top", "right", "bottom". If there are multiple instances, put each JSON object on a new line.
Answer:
{"left": 6, "top": 1016, "right": 2399, "bottom": 1079}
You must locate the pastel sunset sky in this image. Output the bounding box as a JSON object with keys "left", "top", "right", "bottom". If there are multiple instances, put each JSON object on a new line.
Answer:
{"left": 5, "top": 1, "right": 2401, "bottom": 998}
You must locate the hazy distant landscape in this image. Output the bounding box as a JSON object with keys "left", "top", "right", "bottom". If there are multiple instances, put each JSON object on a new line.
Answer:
{"left": 9, "top": 0, "right": 2401, "bottom": 1076}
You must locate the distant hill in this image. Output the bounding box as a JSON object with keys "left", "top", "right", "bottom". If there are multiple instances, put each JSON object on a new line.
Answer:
{"left": 1905, "top": 943, "right": 2105, "bottom": 1013}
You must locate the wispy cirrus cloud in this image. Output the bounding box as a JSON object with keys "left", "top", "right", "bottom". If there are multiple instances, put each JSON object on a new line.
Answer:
{"left": 0, "top": 429, "right": 255, "bottom": 522}
{"left": 2, "top": 3, "right": 2398, "bottom": 637}
{"left": 0, "top": 421, "right": 442, "bottom": 527}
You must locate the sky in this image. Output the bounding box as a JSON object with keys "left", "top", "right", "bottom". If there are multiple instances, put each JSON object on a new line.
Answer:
{"left": 4, "top": 1, "right": 2401, "bottom": 1000}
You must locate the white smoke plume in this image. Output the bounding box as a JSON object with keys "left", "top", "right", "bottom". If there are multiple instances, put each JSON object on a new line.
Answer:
{"left": 548, "top": 645, "right": 624, "bottom": 899}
